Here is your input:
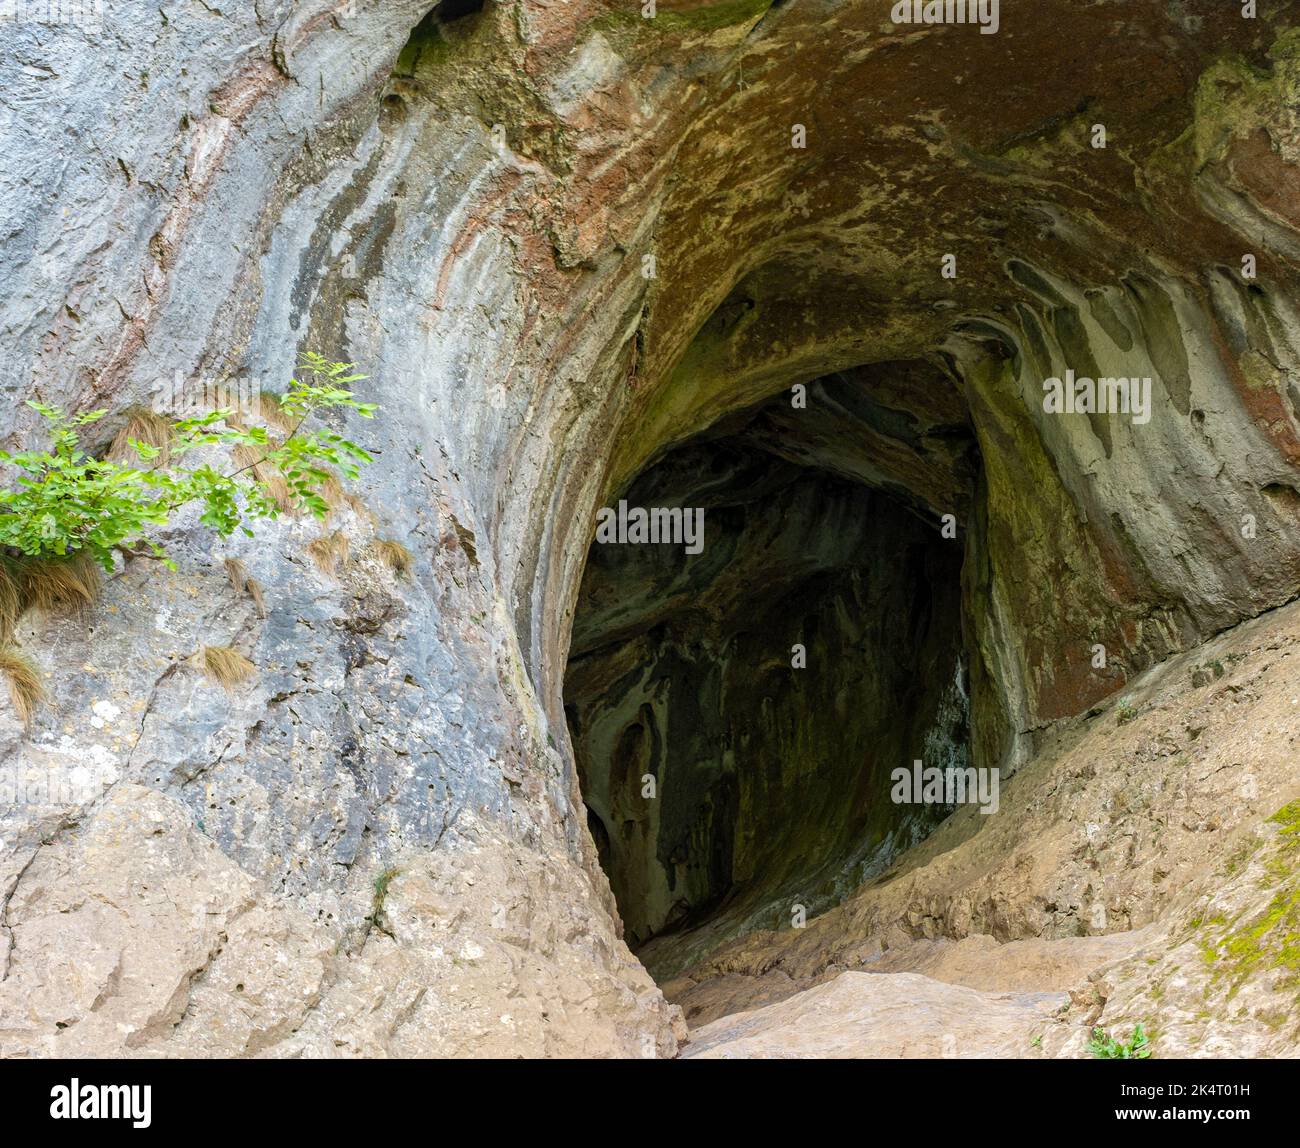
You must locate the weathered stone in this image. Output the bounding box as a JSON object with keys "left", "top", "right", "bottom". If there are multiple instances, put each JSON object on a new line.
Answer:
{"left": 682, "top": 971, "right": 1065, "bottom": 1059}
{"left": 663, "top": 599, "right": 1300, "bottom": 1057}
{"left": 2, "top": 0, "right": 1300, "bottom": 1059}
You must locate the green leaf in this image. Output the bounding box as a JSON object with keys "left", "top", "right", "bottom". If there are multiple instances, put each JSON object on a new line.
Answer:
{"left": 0, "top": 350, "right": 375, "bottom": 571}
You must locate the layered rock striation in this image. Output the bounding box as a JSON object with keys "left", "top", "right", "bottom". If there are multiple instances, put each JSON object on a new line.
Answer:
{"left": 1, "top": 0, "right": 1299, "bottom": 1057}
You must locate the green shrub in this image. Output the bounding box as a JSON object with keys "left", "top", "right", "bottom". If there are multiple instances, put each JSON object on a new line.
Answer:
{"left": 1088, "top": 1023, "right": 1152, "bottom": 1059}
{"left": 0, "top": 352, "right": 376, "bottom": 573}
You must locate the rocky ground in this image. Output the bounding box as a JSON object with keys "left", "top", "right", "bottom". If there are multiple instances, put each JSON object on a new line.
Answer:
{"left": 0, "top": 782, "right": 684, "bottom": 1058}
{"left": 667, "top": 598, "right": 1300, "bottom": 1057}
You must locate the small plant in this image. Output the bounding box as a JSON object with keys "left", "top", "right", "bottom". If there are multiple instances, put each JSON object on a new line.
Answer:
{"left": 0, "top": 352, "right": 377, "bottom": 574}
{"left": 0, "top": 644, "right": 47, "bottom": 726}
{"left": 373, "top": 867, "right": 399, "bottom": 901}
{"left": 306, "top": 530, "right": 351, "bottom": 576}
{"left": 1089, "top": 1023, "right": 1152, "bottom": 1059}
{"left": 373, "top": 538, "right": 413, "bottom": 576}
{"left": 0, "top": 353, "right": 374, "bottom": 722}
{"left": 366, "top": 867, "right": 401, "bottom": 938}
{"left": 198, "top": 645, "right": 257, "bottom": 690}
{"left": 1116, "top": 697, "right": 1139, "bottom": 725}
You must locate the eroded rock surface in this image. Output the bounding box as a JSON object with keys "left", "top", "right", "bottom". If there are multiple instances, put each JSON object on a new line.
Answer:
{"left": 2, "top": 0, "right": 1300, "bottom": 1059}
{"left": 683, "top": 971, "right": 1064, "bottom": 1059}
{"left": 666, "top": 599, "right": 1300, "bottom": 1057}
{"left": 0, "top": 785, "right": 681, "bottom": 1057}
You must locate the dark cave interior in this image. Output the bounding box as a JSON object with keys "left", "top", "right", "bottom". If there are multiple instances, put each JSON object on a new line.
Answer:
{"left": 564, "top": 362, "right": 987, "bottom": 970}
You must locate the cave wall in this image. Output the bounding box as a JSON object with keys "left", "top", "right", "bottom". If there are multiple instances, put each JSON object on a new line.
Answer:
{"left": 1, "top": 0, "right": 697, "bottom": 1058}
{"left": 1, "top": 0, "right": 1300, "bottom": 1056}
{"left": 601, "top": 2, "right": 1300, "bottom": 766}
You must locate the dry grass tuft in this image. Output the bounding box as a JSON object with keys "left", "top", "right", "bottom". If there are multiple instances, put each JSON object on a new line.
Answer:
{"left": 232, "top": 444, "right": 296, "bottom": 514}
{"left": 107, "top": 408, "right": 174, "bottom": 466}
{"left": 17, "top": 553, "right": 101, "bottom": 616}
{"left": 261, "top": 473, "right": 296, "bottom": 513}
{"left": 0, "top": 553, "right": 100, "bottom": 639}
{"left": 0, "top": 644, "right": 47, "bottom": 726}
{"left": 199, "top": 645, "right": 256, "bottom": 690}
{"left": 374, "top": 538, "right": 414, "bottom": 576}
{"left": 343, "top": 492, "right": 372, "bottom": 521}
{"left": 318, "top": 471, "right": 344, "bottom": 511}
{"left": 223, "top": 557, "right": 247, "bottom": 591}
{"left": 0, "top": 560, "right": 21, "bottom": 643}
{"left": 306, "top": 531, "right": 350, "bottom": 576}
{"left": 259, "top": 392, "right": 296, "bottom": 434}
{"left": 222, "top": 558, "right": 267, "bottom": 617}
{"left": 231, "top": 444, "right": 261, "bottom": 471}
{"left": 245, "top": 577, "right": 267, "bottom": 618}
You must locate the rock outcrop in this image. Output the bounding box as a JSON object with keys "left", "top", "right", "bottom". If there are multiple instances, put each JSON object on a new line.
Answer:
{"left": 2, "top": 0, "right": 1300, "bottom": 1058}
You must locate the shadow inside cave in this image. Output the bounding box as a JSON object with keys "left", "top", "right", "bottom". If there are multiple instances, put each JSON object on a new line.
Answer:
{"left": 563, "top": 360, "right": 989, "bottom": 978}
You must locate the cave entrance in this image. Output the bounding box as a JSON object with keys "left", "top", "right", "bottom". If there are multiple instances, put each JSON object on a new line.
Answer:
{"left": 563, "top": 359, "right": 983, "bottom": 975}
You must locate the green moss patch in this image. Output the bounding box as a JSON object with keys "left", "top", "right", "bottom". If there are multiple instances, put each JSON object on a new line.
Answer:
{"left": 597, "top": 0, "right": 773, "bottom": 42}
{"left": 1196, "top": 803, "right": 1300, "bottom": 998}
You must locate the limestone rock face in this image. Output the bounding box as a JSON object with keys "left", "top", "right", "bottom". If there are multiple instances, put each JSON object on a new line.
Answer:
{"left": 0, "top": 784, "right": 681, "bottom": 1057}
{"left": 2, "top": 0, "right": 1300, "bottom": 1058}
{"left": 1, "top": 784, "right": 328, "bottom": 1056}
